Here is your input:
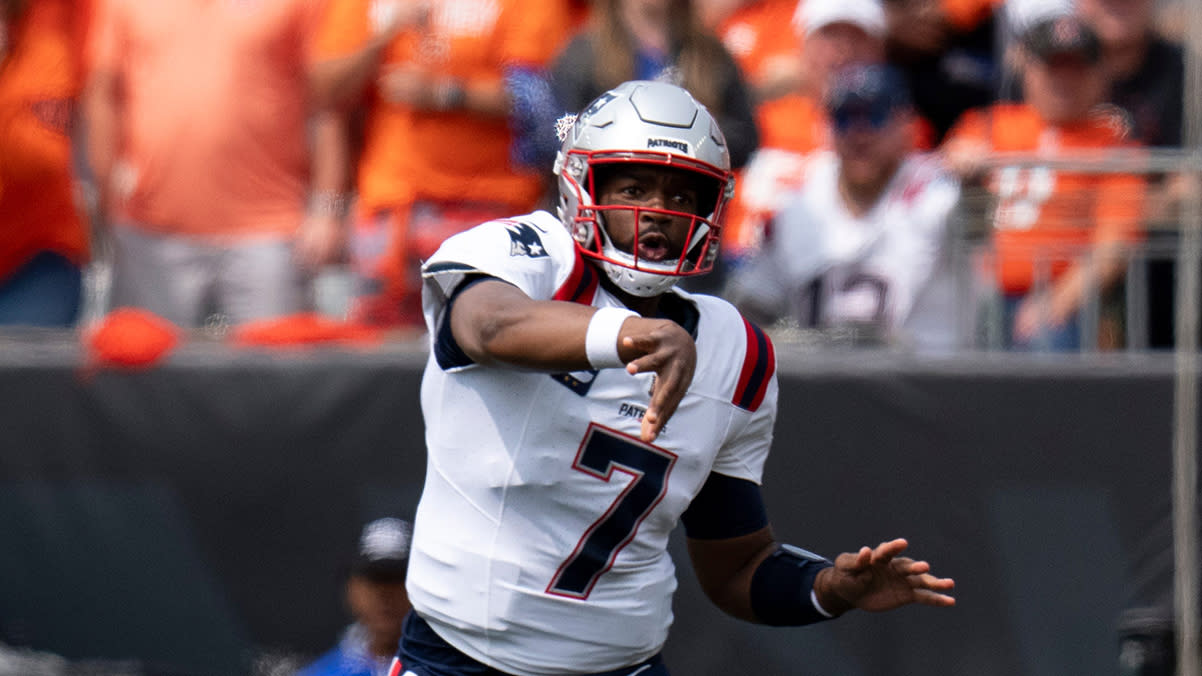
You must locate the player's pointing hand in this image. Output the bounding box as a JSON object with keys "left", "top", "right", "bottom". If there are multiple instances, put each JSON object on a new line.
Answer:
{"left": 618, "top": 317, "right": 696, "bottom": 442}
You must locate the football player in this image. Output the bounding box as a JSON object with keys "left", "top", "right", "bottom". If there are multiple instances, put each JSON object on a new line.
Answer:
{"left": 398, "top": 80, "right": 955, "bottom": 676}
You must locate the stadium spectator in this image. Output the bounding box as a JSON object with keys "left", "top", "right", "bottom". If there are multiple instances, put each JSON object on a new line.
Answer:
{"left": 720, "top": 0, "right": 887, "bottom": 262}
{"left": 1001, "top": 0, "right": 1181, "bottom": 149}
{"left": 996, "top": 0, "right": 1071, "bottom": 95}
{"left": 759, "top": 0, "right": 887, "bottom": 149}
{"left": 1075, "top": 0, "right": 1187, "bottom": 349}
{"left": 313, "top": 0, "right": 571, "bottom": 328}
{"left": 0, "top": 0, "right": 91, "bottom": 327}
{"left": 298, "top": 518, "right": 413, "bottom": 676}
{"left": 549, "top": 0, "right": 759, "bottom": 172}
{"left": 727, "top": 64, "right": 963, "bottom": 351}
{"left": 942, "top": 12, "right": 1146, "bottom": 351}
{"left": 83, "top": 0, "right": 345, "bottom": 330}
{"left": 884, "top": 0, "right": 1002, "bottom": 144}
{"left": 1079, "top": 0, "right": 1182, "bottom": 149}
{"left": 400, "top": 78, "right": 955, "bottom": 676}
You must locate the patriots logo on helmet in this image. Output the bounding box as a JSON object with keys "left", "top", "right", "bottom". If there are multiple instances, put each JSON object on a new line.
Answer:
{"left": 507, "top": 223, "right": 548, "bottom": 258}
{"left": 574, "top": 91, "right": 619, "bottom": 136}
{"left": 579, "top": 92, "right": 618, "bottom": 121}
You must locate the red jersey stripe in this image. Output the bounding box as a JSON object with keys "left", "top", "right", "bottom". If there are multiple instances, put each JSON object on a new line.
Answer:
{"left": 553, "top": 247, "right": 599, "bottom": 305}
{"left": 733, "top": 319, "right": 774, "bottom": 412}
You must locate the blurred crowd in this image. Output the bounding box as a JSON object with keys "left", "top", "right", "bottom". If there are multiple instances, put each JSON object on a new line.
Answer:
{"left": 0, "top": 0, "right": 1191, "bottom": 352}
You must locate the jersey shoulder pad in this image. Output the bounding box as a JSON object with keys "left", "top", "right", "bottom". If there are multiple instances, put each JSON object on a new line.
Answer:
{"left": 423, "top": 210, "right": 575, "bottom": 300}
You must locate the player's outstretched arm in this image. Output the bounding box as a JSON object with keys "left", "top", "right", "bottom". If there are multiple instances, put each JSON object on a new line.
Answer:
{"left": 813, "top": 538, "right": 956, "bottom": 615}
{"left": 449, "top": 279, "right": 695, "bottom": 441}
{"left": 450, "top": 279, "right": 597, "bottom": 369}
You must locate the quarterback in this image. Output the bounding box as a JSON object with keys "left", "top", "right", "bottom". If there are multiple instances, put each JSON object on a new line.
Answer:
{"left": 398, "top": 81, "right": 955, "bottom": 676}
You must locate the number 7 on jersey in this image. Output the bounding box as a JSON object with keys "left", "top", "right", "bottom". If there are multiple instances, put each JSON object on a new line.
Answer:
{"left": 546, "top": 423, "right": 678, "bottom": 599}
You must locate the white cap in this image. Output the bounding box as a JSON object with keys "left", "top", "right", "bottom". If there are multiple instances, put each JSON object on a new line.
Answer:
{"left": 794, "top": 0, "right": 887, "bottom": 38}
{"left": 1004, "top": 0, "right": 1074, "bottom": 37}
{"left": 358, "top": 518, "right": 412, "bottom": 562}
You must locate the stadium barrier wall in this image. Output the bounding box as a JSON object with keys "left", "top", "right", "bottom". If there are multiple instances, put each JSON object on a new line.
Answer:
{"left": 0, "top": 335, "right": 1191, "bottom": 675}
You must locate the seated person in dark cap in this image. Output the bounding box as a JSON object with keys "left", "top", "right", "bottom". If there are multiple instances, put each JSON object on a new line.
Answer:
{"left": 299, "top": 518, "right": 413, "bottom": 676}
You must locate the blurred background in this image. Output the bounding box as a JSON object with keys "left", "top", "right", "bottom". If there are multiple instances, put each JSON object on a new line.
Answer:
{"left": 2, "top": 0, "right": 1201, "bottom": 673}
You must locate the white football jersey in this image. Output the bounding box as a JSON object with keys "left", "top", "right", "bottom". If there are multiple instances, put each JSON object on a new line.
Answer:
{"left": 412, "top": 210, "right": 778, "bottom": 675}
{"left": 729, "top": 152, "right": 962, "bottom": 351}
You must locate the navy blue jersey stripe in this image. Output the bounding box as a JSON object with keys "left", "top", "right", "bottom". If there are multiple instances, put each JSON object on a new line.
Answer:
{"left": 434, "top": 275, "right": 501, "bottom": 370}
{"left": 424, "top": 261, "right": 477, "bottom": 276}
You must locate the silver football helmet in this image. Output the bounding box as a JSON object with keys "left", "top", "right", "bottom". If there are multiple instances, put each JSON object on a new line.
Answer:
{"left": 553, "top": 80, "right": 735, "bottom": 297}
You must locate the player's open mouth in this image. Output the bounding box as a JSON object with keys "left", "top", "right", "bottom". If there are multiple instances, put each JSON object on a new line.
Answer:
{"left": 637, "top": 232, "right": 672, "bottom": 262}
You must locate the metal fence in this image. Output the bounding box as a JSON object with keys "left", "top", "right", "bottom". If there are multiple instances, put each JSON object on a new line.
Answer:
{"left": 950, "top": 148, "right": 1198, "bottom": 353}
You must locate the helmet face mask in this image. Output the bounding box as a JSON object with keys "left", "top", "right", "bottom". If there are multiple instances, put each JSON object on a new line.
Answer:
{"left": 555, "top": 81, "right": 735, "bottom": 297}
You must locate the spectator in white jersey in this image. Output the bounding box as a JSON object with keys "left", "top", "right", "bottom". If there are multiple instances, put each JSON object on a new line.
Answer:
{"left": 398, "top": 79, "right": 955, "bottom": 676}
{"left": 727, "top": 64, "right": 963, "bottom": 351}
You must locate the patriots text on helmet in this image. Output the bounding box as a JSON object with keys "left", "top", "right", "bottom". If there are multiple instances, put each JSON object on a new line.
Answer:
{"left": 647, "top": 138, "right": 690, "bottom": 153}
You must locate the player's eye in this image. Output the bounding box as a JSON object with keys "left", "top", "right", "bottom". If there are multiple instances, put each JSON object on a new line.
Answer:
{"left": 618, "top": 184, "right": 646, "bottom": 200}
{"left": 672, "top": 191, "right": 697, "bottom": 207}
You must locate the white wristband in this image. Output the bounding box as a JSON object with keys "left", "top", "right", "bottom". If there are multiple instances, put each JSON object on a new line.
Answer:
{"left": 810, "top": 589, "right": 835, "bottom": 619}
{"left": 585, "top": 307, "right": 638, "bottom": 370}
